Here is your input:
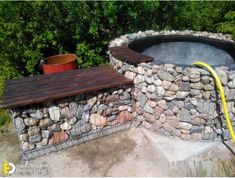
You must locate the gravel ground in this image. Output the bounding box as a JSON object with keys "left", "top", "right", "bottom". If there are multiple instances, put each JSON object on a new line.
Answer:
{"left": 0, "top": 123, "right": 234, "bottom": 177}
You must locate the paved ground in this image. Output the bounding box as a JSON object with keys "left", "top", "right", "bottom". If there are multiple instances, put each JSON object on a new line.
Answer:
{"left": 0, "top": 123, "right": 234, "bottom": 177}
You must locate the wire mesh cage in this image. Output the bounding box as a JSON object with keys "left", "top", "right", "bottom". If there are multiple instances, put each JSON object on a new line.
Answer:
{"left": 10, "top": 84, "right": 134, "bottom": 160}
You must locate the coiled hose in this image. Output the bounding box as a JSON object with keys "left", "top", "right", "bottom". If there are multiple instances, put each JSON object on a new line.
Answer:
{"left": 193, "top": 61, "right": 235, "bottom": 143}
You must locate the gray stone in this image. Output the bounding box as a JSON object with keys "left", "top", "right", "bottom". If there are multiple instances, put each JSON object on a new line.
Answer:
{"left": 61, "top": 107, "right": 73, "bottom": 119}
{"left": 42, "top": 130, "right": 51, "bottom": 139}
{"left": 182, "top": 76, "right": 190, "bottom": 81}
{"left": 190, "top": 82, "right": 204, "bottom": 90}
{"left": 29, "top": 134, "right": 42, "bottom": 143}
{"left": 49, "top": 106, "right": 61, "bottom": 121}
{"left": 158, "top": 100, "right": 168, "bottom": 110}
{"left": 222, "top": 130, "right": 230, "bottom": 140}
{"left": 14, "top": 117, "right": 25, "bottom": 133}
{"left": 184, "top": 103, "right": 195, "bottom": 110}
{"left": 69, "top": 120, "right": 92, "bottom": 137}
{"left": 201, "top": 76, "right": 210, "bottom": 84}
{"left": 168, "top": 83, "right": 179, "bottom": 92}
{"left": 144, "top": 103, "right": 155, "bottom": 114}
{"left": 98, "top": 104, "right": 107, "bottom": 113}
{"left": 134, "top": 75, "right": 145, "bottom": 83}
{"left": 125, "top": 71, "right": 136, "bottom": 80}
{"left": 67, "top": 117, "right": 77, "bottom": 125}
{"left": 190, "top": 78, "right": 201, "bottom": 83}
{"left": 176, "top": 67, "right": 183, "bottom": 73}
{"left": 216, "top": 69, "right": 228, "bottom": 85}
{"left": 76, "top": 105, "right": 84, "bottom": 119}
{"left": 197, "top": 101, "right": 215, "bottom": 115}
{"left": 60, "top": 122, "right": 72, "bottom": 130}
{"left": 120, "top": 92, "right": 130, "bottom": 100}
{"left": 164, "top": 91, "right": 175, "bottom": 97}
{"left": 138, "top": 92, "right": 148, "bottom": 108}
{"left": 179, "top": 108, "right": 191, "bottom": 122}
{"left": 87, "top": 96, "right": 97, "bottom": 106}
{"left": 227, "top": 89, "right": 235, "bottom": 100}
{"left": 145, "top": 76, "right": 154, "bottom": 84}
{"left": 190, "top": 99, "right": 198, "bottom": 106}
{"left": 137, "top": 66, "right": 145, "bottom": 75}
{"left": 22, "top": 142, "right": 35, "bottom": 151}
{"left": 204, "top": 84, "right": 214, "bottom": 91}
{"left": 118, "top": 89, "right": 124, "bottom": 95}
{"left": 167, "top": 101, "right": 176, "bottom": 110}
{"left": 84, "top": 104, "right": 92, "bottom": 112}
{"left": 147, "top": 85, "right": 156, "bottom": 92}
{"left": 190, "top": 89, "right": 201, "bottom": 96}
{"left": 19, "top": 133, "right": 29, "bottom": 142}
{"left": 228, "top": 80, "right": 235, "bottom": 89}
{"left": 24, "top": 117, "right": 38, "bottom": 126}
{"left": 154, "top": 79, "right": 162, "bottom": 86}
{"left": 82, "top": 112, "right": 89, "bottom": 122}
{"left": 69, "top": 102, "right": 78, "bottom": 115}
{"left": 157, "top": 70, "right": 175, "bottom": 81}
{"left": 156, "top": 86, "right": 165, "bottom": 96}
{"left": 190, "top": 70, "right": 200, "bottom": 79}
{"left": 30, "top": 110, "right": 44, "bottom": 120}
{"left": 172, "top": 106, "right": 179, "bottom": 114}
{"left": 172, "top": 129, "right": 181, "bottom": 137}
{"left": 24, "top": 108, "right": 36, "bottom": 114}
{"left": 42, "top": 138, "right": 48, "bottom": 146}
{"left": 190, "top": 126, "right": 204, "bottom": 133}
{"left": 50, "top": 123, "right": 60, "bottom": 132}
{"left": 179, "top": 122, "right": 192, "bottom": 130}
{"left": 162, "top": 81, "right": 172, "bottom": 89}
{"left": 176, "top": 91, "right": 189, "bottom": 99}
{"left": 159, "top": 114, "right": 166, "bottom": 123}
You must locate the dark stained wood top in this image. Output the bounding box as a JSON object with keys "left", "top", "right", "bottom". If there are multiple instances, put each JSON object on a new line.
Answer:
{"left": 0, "top": 65, "right": 133, "bottom": 109}
{"left": 109, "top": 45, "right": 153, "bottom": 64}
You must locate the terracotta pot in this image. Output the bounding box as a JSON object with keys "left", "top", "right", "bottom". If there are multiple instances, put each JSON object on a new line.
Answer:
{"left": 42, "top": 54, "right": 78, "bottom": 74}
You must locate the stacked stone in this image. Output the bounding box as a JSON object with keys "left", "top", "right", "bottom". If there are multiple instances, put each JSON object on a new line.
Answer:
{"left": 12, "top": 85, "right": 134, "bottom": 151}
{"left": 109, "top": 30, "right": 233, "bottom": 47}
{"left": 109, "top": 30, "right": 235, "bottom": 141}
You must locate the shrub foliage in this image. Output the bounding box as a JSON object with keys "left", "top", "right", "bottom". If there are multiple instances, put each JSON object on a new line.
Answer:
{"left": 0, "top": 1, "right": 234, "bottom": 97}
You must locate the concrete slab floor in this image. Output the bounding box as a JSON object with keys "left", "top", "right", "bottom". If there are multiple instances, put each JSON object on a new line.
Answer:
{"left": 0, "top": 123, "right": 234, "bottom": 177}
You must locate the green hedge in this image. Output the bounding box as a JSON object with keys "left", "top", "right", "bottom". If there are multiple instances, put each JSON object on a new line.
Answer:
{"left": 0, "top": 1, "right": 234, "bottom": 97}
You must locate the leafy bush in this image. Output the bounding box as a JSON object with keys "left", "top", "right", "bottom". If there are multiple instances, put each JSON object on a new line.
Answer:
{"left": 217, "top": 11, "right": 235, "bottom": 39}
{"left": 0, "top": 1, "right": 234, "bottom": 98}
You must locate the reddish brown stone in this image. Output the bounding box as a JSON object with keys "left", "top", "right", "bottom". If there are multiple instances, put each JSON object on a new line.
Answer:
{"left": 155, "top": 106, "right": 163, "bottom": 118}
{"left": 143, "top": 112, "right": 156, "bottom": 123}
{"left": 117, "top": 111, "right": 133, "bottom": 124}
{"left": 48, "top": 130, "right": 69, "bottom": 145}
{"left": 108, "top": 119, "right": 118, "bottom": 126}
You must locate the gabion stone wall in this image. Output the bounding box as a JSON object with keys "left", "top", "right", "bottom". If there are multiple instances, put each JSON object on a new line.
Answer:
{"left": 109, "top": 30, "right": 235, "bottom": 141}
{"left": 11, "top": 85, "right": 134, "bottom": 159}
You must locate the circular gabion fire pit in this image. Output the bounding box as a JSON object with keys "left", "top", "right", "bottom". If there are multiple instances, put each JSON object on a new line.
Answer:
{"left": 109, "top": 30, "right": 235, "bottom": 141}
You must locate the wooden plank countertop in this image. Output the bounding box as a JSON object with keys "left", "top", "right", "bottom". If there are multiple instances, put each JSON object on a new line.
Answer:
{"left": 109, "top": 45, "right": 153, "bottom": 64}
{"left": 0, "top": 65, "right": 133, "bottom": 109}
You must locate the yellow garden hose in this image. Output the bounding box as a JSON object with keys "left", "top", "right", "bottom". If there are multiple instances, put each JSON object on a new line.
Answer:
{"left": 193, "top": 61, "right": 235, "bottom": 143}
